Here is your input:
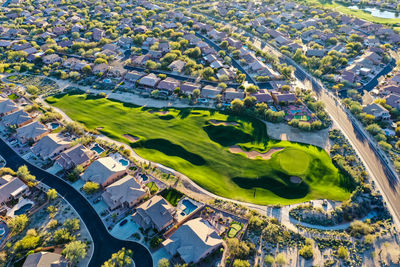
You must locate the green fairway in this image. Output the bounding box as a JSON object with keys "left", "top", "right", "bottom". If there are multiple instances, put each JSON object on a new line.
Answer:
{"left": 46, "top": 93, "right": 354, "bottom": 205}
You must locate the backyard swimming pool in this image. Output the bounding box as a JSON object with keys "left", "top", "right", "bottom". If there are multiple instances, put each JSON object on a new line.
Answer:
{"left": 50, "top": 123, "right": 60, "bottom": 130}
{"left": 14, "top": 203, "right": 33, "bottom": 216}
{"left": 290, "top": 110, "right": 302, "bottom": 114}
{"left": 181, "top": 199, "right": 198, "bottom": 216}
{"left": 141, "top": 174, "right": 148, "bottom": 181}
{"left": 91, "top": 144, "right": 104, "bottom": 154}
{"left": 119, "top": 159, "right": 129, "bottom": 166}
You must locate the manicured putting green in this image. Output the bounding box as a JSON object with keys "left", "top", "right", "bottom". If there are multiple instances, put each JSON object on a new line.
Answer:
{"left": 278, "top": 149, "right": 310, "bottom": 175}
{"left": 227, "top": 222, "right": 242, "bottom": 238}
{"left": 46, "top": 93, "right": 354, "bottom": 205}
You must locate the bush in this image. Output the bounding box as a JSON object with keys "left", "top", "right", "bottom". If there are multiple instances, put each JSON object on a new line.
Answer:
{"left": 337, "top": 246, "right": 348, "bottom": 259}
{"left": 82, "top": 182, "right": 100, "bottom": 194}
{"left": 349, "top": 220, "right": 373, "bottom": 237}
{"left": 264, "top": 255, "right": 275, "bottom": 266}
{"left": 150, "top": 236, "right": 162, "bottom": 248}
{"left": 299, "top": 245, "right": 314, "bottom": 259}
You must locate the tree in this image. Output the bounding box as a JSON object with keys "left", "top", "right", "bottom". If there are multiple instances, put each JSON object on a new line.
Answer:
{"left": 192, "top": 89, "right": 201, "bottom": 99}
{"left": 82, "top": 181, "right": 100, "bottom": 194}
{"left": 102, "top": 248, "right": 133, "bottom": 267}
{"left": 158, "top": 258, "right": 170, "bottom": 267}
{"left": 63, "top": 218, "right": 80, "bottom": 232}
{"left": 244, "top": 85, "right": 259, "bottom": 94}
{"left": 17, "top": 165, "right": 36, "bottom": 186}
{"left": 150, "top": 236, "right": 162, "bottom": 248}
{"left": 202, "top": 67, "right": 214, "bottom": 79}
{"left": 264, "top": 255, "right": 275, "bottom": 266}
{"left": 243, "top": 96, "right": 256, "bottom": 108}
{"left": 9, "top": 214, "right": 29, "bottom": 236}
{"left": 337, "top": 246, "right": 348, "bottom": 259}
{"left": 47, "top": 188, "right": 58, "bottom": 200}
{"left": 231, "top": 99, "right": 244, "bottom": 113}
{"left": 233, "top": 259, "right": 250, "bottom": 267}
{"left": 366, "top": 123, "right": 382, "bottom": 136}
{"left": 54, "top": 228, "right": 76, "bottom": 244}
{"left": 275, "top": 253, "right": 286, "bottom": 266}
{"left": 62, "top": 241, "right": 87, "bottom": 264}
{"left": 299, "top": 245, "right": 314, "bottom": 259}
{"left": 14, "top": 229, "right": 40, "bottom": 251}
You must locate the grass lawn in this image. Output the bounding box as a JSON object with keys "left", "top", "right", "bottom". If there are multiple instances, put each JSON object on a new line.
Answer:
{"left": 227, "top": 222, "right": 243, "bottom": 238}
{"left": 160, "top": 188, "right": 184, "bottom": 207}
{"left": 302, "top": 0, "right": 400, "bottom": 27}
{"left": 146, "top": 182, "right": 159, "bottom": 194}
{"left": 8, "top": 93, "right": 19, "bottom": 100}
{"left": 46, "top": 93, "right": 354, "bottom": 205}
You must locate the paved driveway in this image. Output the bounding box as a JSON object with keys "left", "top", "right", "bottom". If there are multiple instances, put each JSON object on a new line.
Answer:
{"left": 0, "top": 138, "right": 153, "bottom": 267}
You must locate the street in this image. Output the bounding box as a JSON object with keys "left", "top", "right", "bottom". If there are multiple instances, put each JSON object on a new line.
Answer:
{"left": 0, "top": 138, "right": 153, "bottom": 267}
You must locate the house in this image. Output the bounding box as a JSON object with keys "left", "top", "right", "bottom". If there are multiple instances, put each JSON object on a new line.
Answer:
{"left": 138, "top": 73, "right": 161, "bottom": 89}
{"left": 107, "top": 67, "right": 127, "bottom": 78}
{"left": 92, "top": 28, "right": 104, "bottom": 41}
{"left": 201, "top": 85, "right": 221, "bottom": 99}
{"left": 163, "top": 218, "right": 223, "bottom": 264}
{"left": 93, "top": 63, "right": 109, "bottom": 75}
{"left": 382, "top": 85, "right": 400, "bottom": 95}
{"left": 272, "top": 93, "right": 297, "bottom": 105}
{"left": 224, "top": 88, "right": 245, "bottom": 102}
{"left": 385, "top": 94, "right": 400, "bottom": 110}
{"left": 124, "top": 71, "right": 145, "bottom": 84}
{"left": 56, "top": 144, "right": 94, "bottom": 170}
{"left": 102, "top": 175, "right": 147, "bottom": 210}
{"left": 81, "top": 157, "right": 127, "bottom": 187}
{"left": 42, "top": 54, "right": 61, "bottom": 64}
{"left": 16, "top": 121, "right": 49, "bottom": 144}
{"left": 340, "top": 70, "right": 356, "bottom": 84}
{"left": 226, "top": 37, "right": 242, "bottom": 49}
{"left": 180, "top": 82, "right": 202, "bottom": 95}
{"left": 1, "top": 109, "right": 33, "bottom": 128}
{"left": 22, "top": 252, "right": 68, "bottom": 267}
{"left": 306, "top": 49, "right": 325, "bottom": 58}
{"left": 0, "top": 98, "right": 18, "bottom": 116}
{"left": 31, "top": 133, "right": 70, "bottom": 159}
{"left": 0, "top": 175, "right": 29, "bottom": 205}
{"left": 363, "top": 103, "right": 390, "bottom": 120}
{"left": 253, "top": 90, "right": 274, "bottom": 104}
{"left": 157, "top": 77, "right": 180, "bottom": 93}
{"left": 168, "top": 60, "right": 186, "bottom": 73}
{"left": 208, "top": 29, "right": 227, "bottom": 41}
{"left": 131, "top": 195, "right": 175, "bottom": 231}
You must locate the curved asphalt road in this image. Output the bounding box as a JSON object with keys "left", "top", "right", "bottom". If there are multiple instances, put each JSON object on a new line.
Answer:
{"left": 0, "top": 138, "right": 153, "bottom": 267}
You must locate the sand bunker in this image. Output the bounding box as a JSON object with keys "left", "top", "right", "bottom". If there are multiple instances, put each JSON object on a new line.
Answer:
{"left": 123, "top": 134, "right": 140, "bottom": 142}
{"left": 209, "top": 120, "right": 238, "bottom": 126}
{"left": 229, "top": 146, "right": 284, "bottom": 160}
{"left": 148, "top": 110, "right": 170, "bottom": 115}
{"left": 290, "top": 176, "right": 302, "bottom": 184}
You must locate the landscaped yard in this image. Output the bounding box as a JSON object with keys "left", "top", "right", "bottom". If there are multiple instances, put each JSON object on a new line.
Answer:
{"left": 46, "top": 93, "right": 354, "bottom": 205}
{"left": 160, "top": 188, "right": 184, "bottom": 207}
{"left": 6, "top": 75, "right": 59, "bottom": 94}
{"left": 227, "top": 222, "right": 242, "bottom": 238}
{"left": 146, "top": 182, "right": 159, "bottom": 194}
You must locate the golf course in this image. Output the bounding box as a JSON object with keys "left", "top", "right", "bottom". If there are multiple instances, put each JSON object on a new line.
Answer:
{"left": 46, "top": 93, "right": 354, "bottom": 205}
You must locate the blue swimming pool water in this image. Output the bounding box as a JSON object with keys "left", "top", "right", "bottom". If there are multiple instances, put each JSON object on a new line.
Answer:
{"left": 290, "top": 110, "right": 302, "bottom": 114}
{"left": 141, "top": 174, "right": 148, "bottom": 181}
{"left": 91, "top": 144, "right": 104, "bottom": 154}
{"left": 50, "top": 123, "right": 60, "bottom": 129}
{"left": 182, "top": 199, "right": 197, "bottom": 215}
{"left": 119, "top": 159, "right": 129, "bottom": 166}
{"left": 14, "top": 203, "right": 33, "bottom": 216}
